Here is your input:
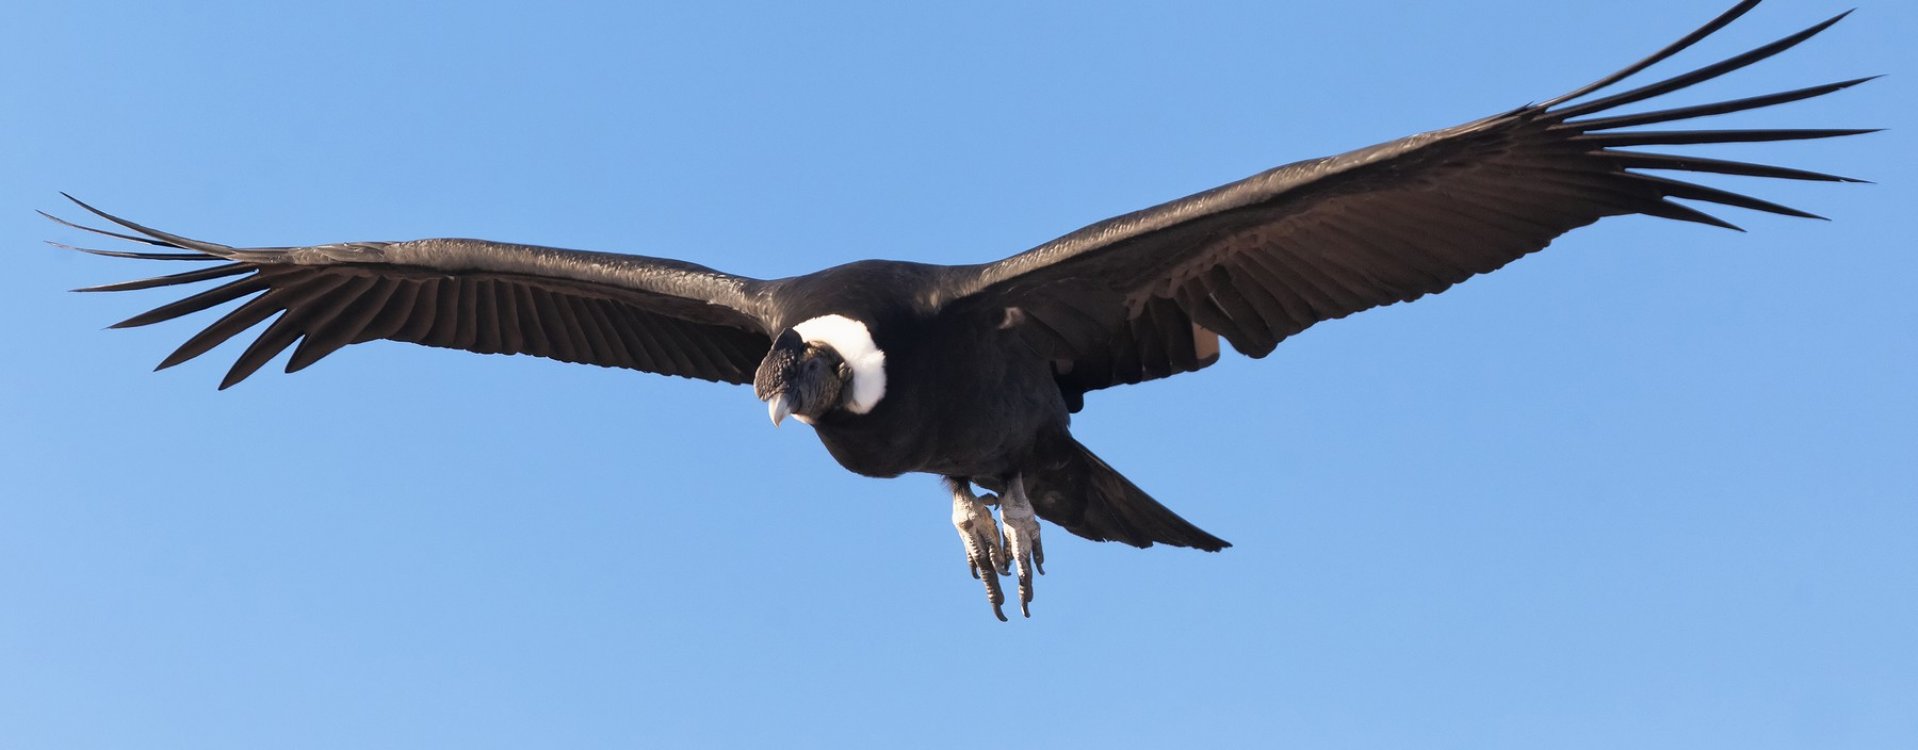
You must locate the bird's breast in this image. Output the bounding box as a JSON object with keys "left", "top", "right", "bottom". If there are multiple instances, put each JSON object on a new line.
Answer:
{"left": 804, "top": 313, "right": 1068, "bottom": 479}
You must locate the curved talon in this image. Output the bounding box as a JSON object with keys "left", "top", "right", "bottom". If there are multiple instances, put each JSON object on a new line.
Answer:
{"left": 952, "top": 484, "right": 1008, "bottom": 621}
{"left": 999, "top": 475, "right": 1043, "bottom": 619}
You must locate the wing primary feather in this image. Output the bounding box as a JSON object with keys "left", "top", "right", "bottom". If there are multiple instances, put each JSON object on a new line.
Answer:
{"left": 285, "top": 275, "right": 388, "bottom": 374}
{"left": 1640, "top": 199, "right": 1745, "bottom": 231}
{"left": 46, "top": 241, "right": 216, "bottom": 261}
{"left": 59, "top": 193, "right": 236, "bottom": 254}
{"left": 40, "top": 210, "right": 181, "bottom": 248}
{"left": 110, "top": 275, "right": 269, "bottom": 329}
{"left": 216, "top": 313, "right": 298, "bottom": 387}
{"left": 1538, "top": 0, "right": 1761, "bottom": 109}
{"left": 156, "top": 275, "right": 324, "bottom": 370}
{"left": 1550, "top": 10, "right": 1853, "bottom": 120}
{"left": 1469, "top": 169, "right": 1651, "bottom": 218}
{"left": 1565, "top": 76, "right": 1879, "bottom": 132}
{"left": 1604, "top": 150, "right": 1863, "bottom": 182}
{"left": 76, "top": 263, "right": 251, "bottom": 293}
{"left": 225, "top": 277, "right": 363, "bottom": 381}
{"left": 1623, "top": 173, "right": 1825, "bottom": 219}
{"left": 218, "top": 275, "right": 357, "bottom": 388}
{"left": 1575, "top": 127, "right": 1878, "bottom": 148}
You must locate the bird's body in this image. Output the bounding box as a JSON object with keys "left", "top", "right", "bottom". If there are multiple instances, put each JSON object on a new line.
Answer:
{"left": 758, "top": 262, "right": 1056, "bottom": 482}
{"left": 44, "top": 0, "right": 1873, "bottom": 619}
{"left": 812, "top": 323, "right": 1062, "bottom": 483}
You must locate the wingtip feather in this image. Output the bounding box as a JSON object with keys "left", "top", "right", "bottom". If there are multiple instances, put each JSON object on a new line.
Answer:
{"left": 1646, "top": 199, "right": 1745, "bottom": 231}
{"left": 1551, "top": 9, "right": 1854, "bottom": 121}
{"left": 1538, "top": 0, "right": 1763, "bottom": 109}
{"left": 56, "top": 194, "right": 235, "bottom": 255}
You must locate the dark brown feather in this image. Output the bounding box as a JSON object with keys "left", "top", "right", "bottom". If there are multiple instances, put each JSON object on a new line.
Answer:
{"left": 289, "top": 277, "right": 398, "bottom": 373}
{"left": 77, "top": 263, "right": 251, "bottom": 293}
{"left": 947, "top": 1, "right": 1870, "bottom": 407}
{"left": 50, "top": 188, "right": 772, "bottom": 388}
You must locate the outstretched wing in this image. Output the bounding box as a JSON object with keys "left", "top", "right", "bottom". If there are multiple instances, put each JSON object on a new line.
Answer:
{"left": 949, "top": 0, "right": 1873, "bottom": 410}
{"left": 49, "top": 196, "right": 775, "bottom": 388}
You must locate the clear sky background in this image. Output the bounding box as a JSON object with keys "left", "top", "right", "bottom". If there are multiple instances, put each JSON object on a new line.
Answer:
{"left": 2, "top": 1, "right": 1911, "bottom": 747}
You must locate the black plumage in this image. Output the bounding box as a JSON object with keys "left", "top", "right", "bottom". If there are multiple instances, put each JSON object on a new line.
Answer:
{"left": 45, "top": 0, "right": 1872, "bottom": 618}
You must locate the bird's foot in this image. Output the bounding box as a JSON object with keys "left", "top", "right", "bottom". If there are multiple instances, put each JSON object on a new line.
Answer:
{"left": 951, "top": 485, "right": 1008, "bottom": 620}
{"left": 998, "top": 475, "right": 1045, "bottom": 618}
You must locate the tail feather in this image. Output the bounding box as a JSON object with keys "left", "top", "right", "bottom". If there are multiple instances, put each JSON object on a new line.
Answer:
{"left": 1021, "top": 438, "right": 1230, "bottom": 551}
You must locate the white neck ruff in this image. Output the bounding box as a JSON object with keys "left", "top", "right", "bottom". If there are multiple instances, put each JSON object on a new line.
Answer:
{"left": 792, "top": 314, "right": 887, "bottom": 414}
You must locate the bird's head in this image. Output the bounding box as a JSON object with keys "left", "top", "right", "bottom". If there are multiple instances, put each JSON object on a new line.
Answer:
{"left": 755, "top": 329, "right": 850, "bottom": 427}
{"left": 754, "top": 314, "right": 888, "bottom": 427}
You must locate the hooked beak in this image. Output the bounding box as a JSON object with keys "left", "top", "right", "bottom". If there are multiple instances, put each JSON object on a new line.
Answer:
{"left": 767, "top": 393, "right": 794, "bottom": 428}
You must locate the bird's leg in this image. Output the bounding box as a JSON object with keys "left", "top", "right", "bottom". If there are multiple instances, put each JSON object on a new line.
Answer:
{"left": 998, "top": 474, "right": 1045, "bottom": 618}
{"left": 949, "top": 479, "right": 1008, "bottom": 621}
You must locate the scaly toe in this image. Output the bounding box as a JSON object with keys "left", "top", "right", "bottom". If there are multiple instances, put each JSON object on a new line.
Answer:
{"left": 952, "top": 487, "right": 1008, "bottom": 620}
{"left": 1000, "top": 492, "right": 1042, "bottom": 618}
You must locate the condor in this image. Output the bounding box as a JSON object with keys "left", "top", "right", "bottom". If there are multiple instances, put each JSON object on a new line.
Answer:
{"left": 46, "top": 1, "right": 1872, "bottom": 619}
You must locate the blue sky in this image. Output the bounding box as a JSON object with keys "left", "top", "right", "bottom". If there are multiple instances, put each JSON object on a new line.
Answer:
{"left": 2, "top": 1, "right": 1911, "bottom": 747}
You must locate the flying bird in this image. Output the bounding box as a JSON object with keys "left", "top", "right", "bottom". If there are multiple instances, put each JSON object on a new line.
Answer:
{"left": 46, "top": 0, "right": 1872, "bottom": 620}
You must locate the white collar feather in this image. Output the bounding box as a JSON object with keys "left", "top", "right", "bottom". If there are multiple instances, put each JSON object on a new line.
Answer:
{"left": 792, "top": 314, "right": 887, "bottom": 414}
